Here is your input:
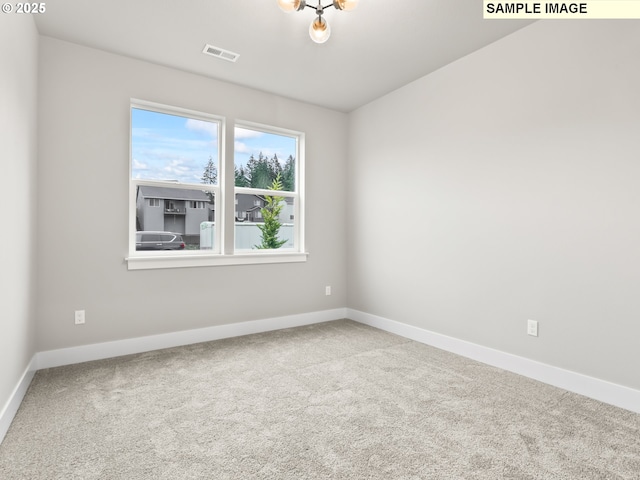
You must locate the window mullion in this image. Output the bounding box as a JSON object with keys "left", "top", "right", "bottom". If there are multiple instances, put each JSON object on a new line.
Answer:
{"left": 223, "top": 118, "right": 235, "bottom": 255}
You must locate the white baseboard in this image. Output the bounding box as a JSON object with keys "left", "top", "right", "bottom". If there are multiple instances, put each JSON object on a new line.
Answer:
{"left": 2, "top": 308, "right": 347, "bottom": 445}
{"left": 0, "top": 356, "right": 37, "bottom": 445}
{"left": 5, "top": 306, "right": 635, "bottom": 448}
{"left": 36, "top": 308, "right": 348, "bottom": 370}
{"left": 347, "top": 308, "right": 640, "bottom": 414}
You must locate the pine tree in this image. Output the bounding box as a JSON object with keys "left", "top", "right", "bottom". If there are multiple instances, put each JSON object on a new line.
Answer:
{"left": 201, "top": 156, "right": 217, "bottom": 202}
{"left": 250, "top": 152, "right": 271, "bottom": 189}
{"left": 234, "top": 165, "right": 249, "bottom": 187}
{"left": 268, "top": 154, "right": 283, "bottom": 182}
{"left": 255, "top": 174, "right": 287, "bottom": 249}
{"left": 246, "top": 154, "right": 258, "bottom": 181}
{"left": 282, "top": 155, "right": 295, "bottom": 192}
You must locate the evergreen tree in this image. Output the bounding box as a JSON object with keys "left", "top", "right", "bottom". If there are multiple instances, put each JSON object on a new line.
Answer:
{"left": 255, "top": 174, "right": 287, "bottom": 249}
{"left": 201, "top": 156, "right": 217, "bottom": 202}
{"left": 234, "top": 165, "right": 249, "bottom": 187}
{"left": 240, "top": 152, "right": 294, "bottom": 191}
{"left": 245, "top": 154, "right": 258, "bottom": 181}
{"left": 282, "top": 155, "right": 295, "bottom": 192}
{"left": 268, "top": 154, "right": 283, "bottom": 182}
{"left": 250, "top": 152, "right": 271, "bottom": 189}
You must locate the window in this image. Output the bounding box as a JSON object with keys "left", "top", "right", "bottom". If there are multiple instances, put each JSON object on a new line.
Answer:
{"left": 128, "top": 100, "right": 306, "bottom": 270}
{"left": 234, "top": 123, "right": 301, "bottom": 252}
{"left": 130, "top": 101, "right": 220, "bottom": 263}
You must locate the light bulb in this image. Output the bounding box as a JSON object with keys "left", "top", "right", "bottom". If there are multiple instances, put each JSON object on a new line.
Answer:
{"left": 277, "top": 0, "right": 305, "bottom": 13}
{"left": 309, "top": 17, "right": 330, "bottom": 43}
{"left": 333, "top": 0, "right": 358, "bottom": 11}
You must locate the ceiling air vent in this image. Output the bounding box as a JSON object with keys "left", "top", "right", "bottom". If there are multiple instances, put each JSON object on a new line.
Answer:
{"left": 202, "top": 44, "right": 240, "bottom": 63}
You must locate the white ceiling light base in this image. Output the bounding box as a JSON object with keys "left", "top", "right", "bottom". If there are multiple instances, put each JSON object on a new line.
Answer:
{"left": 278, "top": 0, "right": 359, "bottom": 43}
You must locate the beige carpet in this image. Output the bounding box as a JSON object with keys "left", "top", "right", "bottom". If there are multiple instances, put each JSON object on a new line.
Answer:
{"left": 1, "top": 320, "right": 639, "bottom": 479}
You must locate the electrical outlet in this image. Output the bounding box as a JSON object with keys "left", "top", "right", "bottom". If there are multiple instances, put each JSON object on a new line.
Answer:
{"left": 75, "top": 310, "right": 86, "bottom": 325}
{"left": 325, "top": 286, "right": 332, "bottom": 296}
{"left": 527, "top": 319, "right": 538, "bottom": 337}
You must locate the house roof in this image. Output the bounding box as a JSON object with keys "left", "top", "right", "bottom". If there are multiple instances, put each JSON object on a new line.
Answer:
{"left": 138, "top": 186, "right": 210, "bottom": 202}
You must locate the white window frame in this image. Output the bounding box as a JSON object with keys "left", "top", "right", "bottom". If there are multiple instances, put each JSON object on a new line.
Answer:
{"left": 126, "top": 100, "right": 307, "bottom": 270}
{"left": 233, "top": 120, "right": 304, "bottom": 255}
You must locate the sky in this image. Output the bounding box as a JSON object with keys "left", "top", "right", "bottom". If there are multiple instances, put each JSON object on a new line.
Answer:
{"left": 131, "top": 108, "right": 297, "bottom": 184}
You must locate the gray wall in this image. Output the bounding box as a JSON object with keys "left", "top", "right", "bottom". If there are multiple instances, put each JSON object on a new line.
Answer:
{"left": 347, "top": 20, "right": 640, "bottom": 390}
{"left": 185, "top": 207, "right": 208, "bottom": 236}
{"left": 36, "top": 37, "right": 348, "bottom": 351}
{"left": 0, "top": 15, "right": 38, "bottom": 411}
{"left": 139, "top": 201, "right": 164, "bottom": 232}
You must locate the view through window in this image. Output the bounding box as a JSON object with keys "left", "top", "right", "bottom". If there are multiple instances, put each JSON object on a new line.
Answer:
{"left": 234, "top": 125, "right": 299, "bottom": 251}
{"left": 131, "top": 105, "right": 220, "bottom": 253}
{"left": 129, "top": 101, "right": 304, "bottom": 265}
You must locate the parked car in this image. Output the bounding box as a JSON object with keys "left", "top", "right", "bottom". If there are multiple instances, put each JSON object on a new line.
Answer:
{"left": 136, "top": 231, "right": 185, "bottom": 251}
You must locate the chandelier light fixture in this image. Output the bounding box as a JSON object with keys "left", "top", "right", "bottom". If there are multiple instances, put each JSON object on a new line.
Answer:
{"left": 277, "top": 0, "right": 359, "bottom": 44}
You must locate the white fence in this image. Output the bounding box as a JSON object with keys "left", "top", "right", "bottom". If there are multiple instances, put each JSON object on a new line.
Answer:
{"left": 199, "top": 222, "right": 294, "bottom": 250}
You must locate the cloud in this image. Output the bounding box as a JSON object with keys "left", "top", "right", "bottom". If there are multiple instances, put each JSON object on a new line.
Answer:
{"left": 186, "top": 119, "right": 218, "bottom": 138}
{"left": 132, "top": 158, "right": 148, "bottom": 170}
{"left": 234, "top": 141, "right": 252, "bottom": 154}
{"left": 132, "top": 112, "right": 218, "bottom": 183}
{"left": 235, "top": 127, "right": 264, "bottom": 139}
{"left": 131, "top": 127, "right": 155, "bottom": 138}
{"left": 132, "top": 152, "right": 205, "bottom": 183}
{"left": 163, "top": 159, "right": 192, "bottom": 175}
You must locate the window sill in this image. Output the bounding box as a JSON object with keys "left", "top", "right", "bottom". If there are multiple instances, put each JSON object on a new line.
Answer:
{"left": 126, "top": 251, "right": 308, "bottom": 271}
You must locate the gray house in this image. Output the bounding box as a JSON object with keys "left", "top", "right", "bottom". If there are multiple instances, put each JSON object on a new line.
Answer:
{"left": 136, "top": 185, "right": 213, "bottom": 245}
{"left": 235, "top": 194, "right": 294, "bottom": 223}
{"left": 136, "top": 186, "right": 294, "bottom": 246}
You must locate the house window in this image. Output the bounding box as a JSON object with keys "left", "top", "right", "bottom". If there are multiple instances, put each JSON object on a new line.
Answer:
{"left": 128, "top": 101, "right": 306, "bottom": 269}
{"left": 130, "top": 101, "right": 220, "bottom": 262}
{"left": 234, "top": 123, "right": 302, "bottom": 251}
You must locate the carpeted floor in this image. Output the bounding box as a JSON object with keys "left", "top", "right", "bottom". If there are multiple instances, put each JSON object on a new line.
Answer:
{"left": 1, "top": 319, "right": 639, "bottom": 479}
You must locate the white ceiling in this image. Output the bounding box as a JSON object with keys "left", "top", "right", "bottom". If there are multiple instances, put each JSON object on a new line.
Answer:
{"left": 33, "top": 0, "right": 533, "bottom": 112}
